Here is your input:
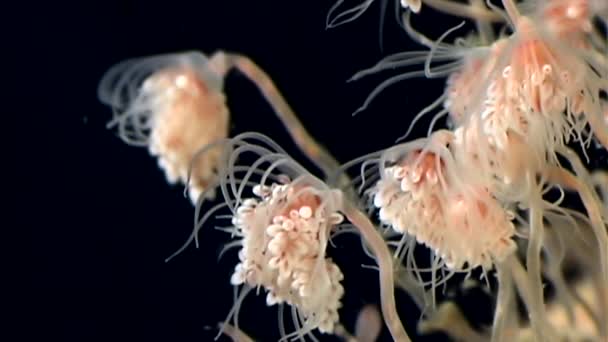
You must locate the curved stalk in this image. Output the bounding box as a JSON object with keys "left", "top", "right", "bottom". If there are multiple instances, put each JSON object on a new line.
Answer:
{"left": 342, "top": 200, "right": 412, "bottom": 342}
{"left": 224, "top": 52, "right": 351, "bottom": 193}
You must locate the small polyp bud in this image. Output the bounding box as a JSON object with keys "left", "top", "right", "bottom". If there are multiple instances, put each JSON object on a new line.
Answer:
{"left": 299, "top": 206, "right": 313, "bottom": 219}
{"left": 230, "top": 264, "right": 245, "bottom": 285}
{"left": 252, "top": 184, "right": 269, "bottom": 197}
{"left": 329, "top": 213, "right": 344, "bottom": 225}
{"left": 266, "top": 224, "right": 283, "bottom": 236}
{"left": 266, "top": 292, "right": 280, "bottom": 306}
{"left": 282, "top": 219, "right": 295, "bottom": 230}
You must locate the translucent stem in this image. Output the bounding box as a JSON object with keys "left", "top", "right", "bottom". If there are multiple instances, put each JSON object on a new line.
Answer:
{"left": 422, "top": 0, "right": 504, "bottom": 22}
{"left": 542, "top": 229, "right": 579, "bottom": 328}
{"left": 469, "top": 0, "right": 494, "bottom": 44}
{"left": 394, "top": 265, "right": 431, "bottom": 312}
{"left": 587, "top": 109, "right": 608, "bottom": 151}
{"left": 526, "top": 176, "right": 550, "bottom": 341}
{"left": 218, "top": 322, "right": 255, "bottom": 342}
{"left": 547, "top": 166, "right": 608, "bottom": 338}
{"left": 591, "top": 171, "right": 607, "bottom": 217}
{"left": 548, "top": 162, "right": 607, "bottom": 284}
{"left": 506, "top": 254, "right": 556, "bottom": 341}
{"left": 343, "top": 200, "right": 412, "bottom": 342}
{"left": 492, "top": 259, "right": 516, "bottom": 342}
{"left": 501, "top": 0, "right": 521, "bottom": 25}
{"left": 553, "top": 212, "right": 608, "bottom": 338}
{"left": 225, "top": 53, "right": 351, "bottom": 190}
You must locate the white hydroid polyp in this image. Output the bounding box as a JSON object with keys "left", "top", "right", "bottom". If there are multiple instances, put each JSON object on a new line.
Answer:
{"left": 229, "top": 179, "right": 345, "bottom": 335}
{"left": 400, "top": 0, "right": 422, "bottom": 13}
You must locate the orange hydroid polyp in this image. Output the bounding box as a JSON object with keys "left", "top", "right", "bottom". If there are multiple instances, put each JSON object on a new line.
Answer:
{"left": 372, "top": 132, "right": 516, "bottom": 272}
{"left": 98, "top": 52, "right": 230, "bottom": 204}
{"left": 145, "top": 65, "right": 229, "bottom": 203}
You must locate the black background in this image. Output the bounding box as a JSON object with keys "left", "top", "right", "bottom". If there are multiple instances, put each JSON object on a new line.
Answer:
{"left": 20, "top": 1, "right": 605, "bottom": 341}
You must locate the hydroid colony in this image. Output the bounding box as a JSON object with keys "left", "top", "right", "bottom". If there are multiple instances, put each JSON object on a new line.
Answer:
{"left": 98, "top": 0, "right": 607, "bottom": 341}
